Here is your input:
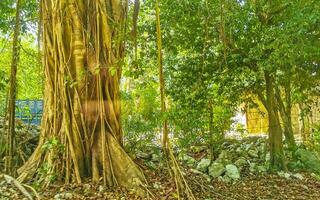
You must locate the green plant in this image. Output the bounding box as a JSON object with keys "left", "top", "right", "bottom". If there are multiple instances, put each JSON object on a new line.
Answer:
{"left": 312, "top": 124, "right": 320, "bottom": 152}
{"left": 42, "top": 138, "right": 64, "bottom": 152}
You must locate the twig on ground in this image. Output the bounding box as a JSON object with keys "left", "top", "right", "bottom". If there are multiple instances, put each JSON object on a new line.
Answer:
{"left": 23, "top": 183, "right": 41, "bottom": 200}
{"left": 2, "top": 174, "right": 34, "bottom": 200}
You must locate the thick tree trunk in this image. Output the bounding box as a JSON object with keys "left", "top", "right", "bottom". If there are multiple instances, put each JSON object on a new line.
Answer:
{"left": 5, "top": 0, "right": 21, "bottom": 175}
{"left": 18, "top": 0, "right": 145, "bottom": 194}
{"left": 264, "top": 71, "right": 285, "bottom": 170}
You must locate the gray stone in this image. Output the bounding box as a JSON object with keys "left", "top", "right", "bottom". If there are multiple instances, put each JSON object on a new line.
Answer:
{"left": 137, "top": 152, "right": 151, "bottom": 159}
{"left": 221, "top": 159, "right": 232, "bottom": 165}
{"left": 83, "top": 184, "right": 91, "bottom": 192}
{"left": 222, "top": 141, "right": 231, "bottom": 148}
{"left": 257, "top": 138, "right": 266, "bottom": 144}
{"left": 284, "top": 173, "right": 291, "bottom": 179}
{"left": 54, "top": 194, "right": 63, "bottom": 200}
{"left": 30, "top": 129, "right": 39, "bottom": 137}
{"left": 190, "top": 145, "right": 207, "bottom": 153}
{"left": 64, "top": 193, "right": 73, "bottom": 199}
{"left": 234, "top": 158, "right": 247, "bottom": 168}
{"left": 98, "top": 185, "right": 105, "bottom": 192}
{"left": 54, "top": 192, "right": 73, "bottom": 200}
{"left": 293, "top": 173, "right": 304, "bottom": 180}
{"left": 265, "top": 153, "right": 270, "bottom": 162}
{"left": 257, "top": 143, "right": 265, "bottom": 153}
{"left": 146, "top": 161, "right": 157, "bottom": 170}
{"left": 218, "top": 150, "right": 230, "bottom": 160}
{"left": 248, "top": 149, "right": 259, "bottom": 158}
{"left": 225, "top": 164, "right": 240, "bottom": 180}
{"left": 248, "top": 162, "right": 256, "bottom": 172}
{"left": 180, "top": 154, "right": 196, "bottom": 166}
{"left": 197, "top": 158, "right": 211, "bottom": 172}
{"left": 256, "top": 165, "right": 267, "bottom": 173}
{"left": 243, "top": 143, "right": 252, "bottom": 151}
{"left": 208, "top": 162, "right": 225, "bottom": 178}
{"left": 190, "top": 169, "right": 203, "bottom": 175}
{"left": 153, "top": 182, "right": 161, "bottom": 189}
{"left": 277, "top": 171, "right": 291, "bottom": 179}
{"left": 151, "top": 153, "right": 160, "bottom": 162}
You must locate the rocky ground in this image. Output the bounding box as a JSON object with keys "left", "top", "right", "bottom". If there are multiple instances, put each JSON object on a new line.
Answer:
{"left": 0, "top": 118, "right": 39, "bottom": 170}
{"left": 1, "top": 166, "right": 320, "bottom": 199}
{"left": 1, "top": 121, "right": 320, "bottom": 199}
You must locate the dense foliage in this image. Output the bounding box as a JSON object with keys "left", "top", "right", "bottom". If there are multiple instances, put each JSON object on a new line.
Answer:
{"left": 0, "top": 0, "right": 41, "bottom": 115}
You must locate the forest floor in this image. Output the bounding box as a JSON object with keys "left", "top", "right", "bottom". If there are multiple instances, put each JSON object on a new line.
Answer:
{"left": 1, "top": 122, "right": 320, "bottom": 199}
{"left": 1, "top": 164, "right": 320, "bottom": 200}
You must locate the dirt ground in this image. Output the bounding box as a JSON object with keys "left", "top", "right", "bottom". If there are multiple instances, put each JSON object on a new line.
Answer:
{"left": 2, "top": 167, "right": 319, "bottom": 200}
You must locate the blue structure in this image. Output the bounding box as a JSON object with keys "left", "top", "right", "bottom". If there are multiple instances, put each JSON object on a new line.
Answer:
{"left": 15, "top": 100, "right": 43, "bottom": 125}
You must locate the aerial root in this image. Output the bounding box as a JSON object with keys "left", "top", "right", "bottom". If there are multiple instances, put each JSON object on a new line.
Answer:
{"left": 166, "top": 144, "right": 196, "bottom": 200}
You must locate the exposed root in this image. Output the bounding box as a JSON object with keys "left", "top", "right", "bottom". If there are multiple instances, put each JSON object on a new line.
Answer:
{"left": 166, "top": 144, "right": 196, "bottom": 200}
{"left": 23, "top": 183, "right": 41, "bottom": 200}
{"left": 17, "top": 133, "right": 148, "bottom": 197}
{"left": 106, "top": 133, "right": 147, "bottom": 195}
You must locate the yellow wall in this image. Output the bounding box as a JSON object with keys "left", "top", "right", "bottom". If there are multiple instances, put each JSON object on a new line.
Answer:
{"left": 245, "top": 97, "right": 319, "bottom": 135}
{"left": 245, "top": 100, "right": 268, "bottom": 134}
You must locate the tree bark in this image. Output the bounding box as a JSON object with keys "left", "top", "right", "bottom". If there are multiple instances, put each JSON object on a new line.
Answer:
{"left": 5, "top": 0, "right": 21, "bottom": 175}
{"left": 18, "top": 0, "right": 145, "bottom": 194}
{"left": 208, "top": 100, "right": 215, "bottom": 160}
{"left": 299, "top": 103, "right": 310, "bottom": 144}
{"left": 275, "top": 84, "right": 296, "bottom": 149}
{"left": 264, "top": 71, "right": 285, "bottom": 170}
{"left": 155, "top": 0, "right": 169, "bottom": 151}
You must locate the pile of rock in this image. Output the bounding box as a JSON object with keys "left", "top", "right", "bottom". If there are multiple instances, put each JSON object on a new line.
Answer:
{"left": 129, "top": 136, "right": 320, "bottom": 183}
{"left": 134, "top": 137, "right": 269, "bottom": 182}
{"left": 178, "top": 136, "right": 320, "bottom": 182}
{"left": 0, "top": 118, "right": 40, "bottom": 171}
{"left": 176, "top": 137, "right": 269, "bottom": 182}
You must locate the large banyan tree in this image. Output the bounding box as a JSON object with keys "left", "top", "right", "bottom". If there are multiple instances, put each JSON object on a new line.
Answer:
{"left": 18, "top": 0, "right": 145, "bottom": 192}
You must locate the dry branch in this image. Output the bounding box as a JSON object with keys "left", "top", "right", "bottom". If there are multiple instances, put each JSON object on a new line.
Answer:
{"left": 2, "top": 174, "right": 33, "bottom": 200}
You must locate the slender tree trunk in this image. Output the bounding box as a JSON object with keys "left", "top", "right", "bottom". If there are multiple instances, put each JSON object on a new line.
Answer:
{"left": 18, "top": 0, "right": 145, "bottom": 194}
{"left": 155, "top": 0, "right": 169, "bottom": 151}
{"left": 154, "top": 3, "right": 195, "bottom": 199}
{"left": 131, "top": 0, "right": 140, "bottom": 64}
{"left": 299, "top": 103, "right": 311, "bottom": 144}
{"left": 264, "top": 71, "right": 285, "bottom": 170}
{"left": 275, "top": 84, "right": 296, "bottom": 149}
{"left": 298, "top": 103, "right": 306, "bottom": 142}
{"left": 5, "top": 0, "right": 21, "bottom": 175}
{"left": 208, "top": 100, "right": 215, "bottom": 160}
